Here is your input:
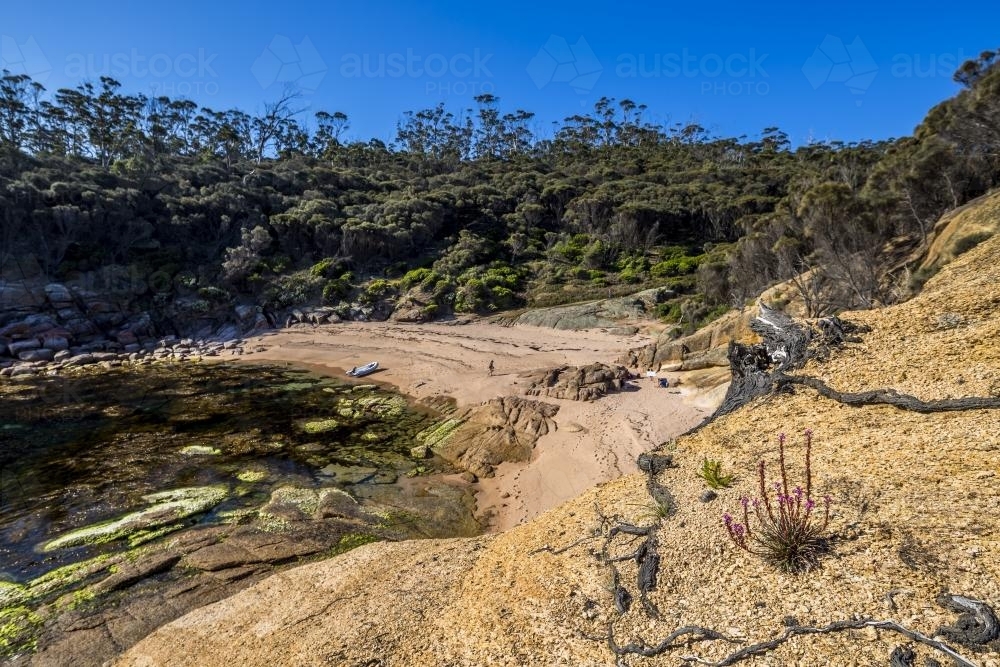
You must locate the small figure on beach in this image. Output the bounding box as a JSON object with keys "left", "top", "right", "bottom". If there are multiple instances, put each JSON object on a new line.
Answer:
{"left": 488, "top": 360, "right": 495, "bottom": 376}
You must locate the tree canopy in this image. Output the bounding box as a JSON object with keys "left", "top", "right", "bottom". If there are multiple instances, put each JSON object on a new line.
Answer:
{"left": 2, "top": 49, "right": 998, "bottom": 324}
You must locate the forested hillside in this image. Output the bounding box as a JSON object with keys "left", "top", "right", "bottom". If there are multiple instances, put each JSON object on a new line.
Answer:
{"left": 1, "top": 49, "right": 998, "bottom": 330}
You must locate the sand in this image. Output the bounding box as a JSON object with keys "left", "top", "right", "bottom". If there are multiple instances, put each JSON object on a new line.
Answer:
{"left": 233, "top": 320, "right": 724, "bottom": 530}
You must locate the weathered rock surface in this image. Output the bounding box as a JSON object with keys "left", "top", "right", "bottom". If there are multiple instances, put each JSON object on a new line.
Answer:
{"left": 182, "top": 532, "right": 328, "bottom": 572}
{"left": 429, "top": 397, "right": 559, "bottom": 478}
{"left": 521, "top": 362, "right": 631, "bottom": 401}
{"left": 619, "top": 308, "right": 756, "bottom": 372}
{"left": 513, "top": 288, "right": 670, "bottom": 330}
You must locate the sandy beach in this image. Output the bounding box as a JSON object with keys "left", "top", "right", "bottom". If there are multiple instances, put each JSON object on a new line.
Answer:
{"left": 235, "top": 320, "right": 725, "bottom": 530}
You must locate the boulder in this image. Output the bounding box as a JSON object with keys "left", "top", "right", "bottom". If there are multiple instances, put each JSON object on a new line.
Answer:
{"left": 234, "top": 304, "right": 257, "bottom": 322}
{"left": 619, "top": 308, "right": 756, "bottom": 373}
{"left": 19, "top": 348, "right": 54, "bottom": 362}
{"left": 427, "top": 397, "right": 559, "bottom": 478}
{"left": 63, "top": 317, "right": 99, "bottom": 337}
{"left": 8, "top": 339, "right": 41, "bottom": 355}
{"left": 64, "top": 354, "right": 96, "bottom": 367}
{"left": 315, "top": 488, "right": 362, "bottom": 519}
{"left": 41, "top": 335, "right": 70, "bottom": 352}
{"left": 44, "top": 283, "right": 74, "bottom": 305}
{"left": 521, "top": 362, "right": 632, "bottom": 401}
{"left": 214, "top": 324, "right": 239, "bottom": 341}
{"left": 116, "top": 330, "right": 138, "bottom": 345}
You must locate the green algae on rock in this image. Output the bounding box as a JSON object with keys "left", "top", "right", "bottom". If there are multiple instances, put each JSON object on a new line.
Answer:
{"left": 416, "top": 418, "right": 465, "bottom": 449}
{"left": 179, "top": 445, "right": 222, "bottom": 456}
{"left": 40, "top": 486, "right": 228, "bottom": 552}
{"left": 0, "top": 606, "right": 43, "bottom": 658}
{"left": 236, "top": 470, "right": 268, "bottom": 483}
{"left": 0, "top": 582, "right": 27, "bottom": 609}
{"left": 297, "top": 418, "right": 341, "bottom": 434}
{"left": 259, "top": 486, "right": 322, "bottom": 521}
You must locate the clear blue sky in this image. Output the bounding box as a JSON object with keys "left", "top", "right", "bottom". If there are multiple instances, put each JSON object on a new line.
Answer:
{"left": 3, "top": 1, "right": 996, "bottom": 145}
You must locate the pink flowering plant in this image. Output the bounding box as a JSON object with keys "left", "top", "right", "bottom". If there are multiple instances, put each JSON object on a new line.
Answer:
{"left": 723, "top": 430, "right": 831, "bottom": 572}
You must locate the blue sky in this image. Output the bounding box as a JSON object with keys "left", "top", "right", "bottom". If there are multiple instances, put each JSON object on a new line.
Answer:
{"left": 3, "top": 0, "right": 995, "bottom": 145}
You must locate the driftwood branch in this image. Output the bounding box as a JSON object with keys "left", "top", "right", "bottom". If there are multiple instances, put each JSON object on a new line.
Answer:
{"left": 775, "top": 373, "right": 1000, "bottom": 413}
{"left": 679, "top": 618, "right": 979, "bottom": 667}
{"left": 708, "top": 302, "right": 1000, "bottom": 419}
{"left": 935, "top": 592, "right": 1000, "bottom": 648}
{"left": 528, "top": 532, "right": 602, "bottom": 556}
{"left": 608, "top": 624, "right": 739, "bottom": 658}
{"left": 591, "top": 506, "right": 662, "bottom": 622}
{"left": 606, "top": 617, "right": 981, "bottom": 667}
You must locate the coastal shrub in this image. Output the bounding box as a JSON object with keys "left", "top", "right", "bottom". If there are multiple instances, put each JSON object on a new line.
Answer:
{"left": 322, "top": 272, "right": 353, "bottom": 304}
{"left": 953, "top": 230, "right": 993, "bottom": 256}
{"left": 907, "top": 265, "right": 939, "bottom": 293}
{"left": 632, "top": 497, "right": 673, "bottom": 524}
{"left": 174, "top": 271, "right": 198, "bottom": 289}
{"left": 617, "top": 256, "right": 649, "bottom": 284}
{"left": 550, "top": 233, "right": 590, "bottom": 264}
{"left": 263, "top": 271, "right": 321, "bottom": 309}
{"left": 197, "top": 286, "right": 229, "bottom": 302}
{"left": 400, "top": 267, "right": 434, "bottom": 290}
{"left": 309, "top": 258, "right": 345, "bottom": 279}
{"left": 357, "top": 278, "right": 396, "bottom": 304}
{"left": 651, "top": 255, "right": 700, "bottom": 278}
{"left": 723, "top": 430, "right": 832, "bottom": 573}
{"left": 698, "top": 458, "right": 733, "bottom": 489}
{"left": 454, "top": 264, "right": 523, "bottom": 312}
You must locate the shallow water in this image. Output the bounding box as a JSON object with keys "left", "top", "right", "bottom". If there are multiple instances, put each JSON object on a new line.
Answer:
{"left": 0, "top": 362, "right": 474, "bottom": 582}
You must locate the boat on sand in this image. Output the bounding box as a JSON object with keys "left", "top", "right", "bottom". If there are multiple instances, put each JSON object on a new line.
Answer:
{"left": 347, "top": 361, "right": 379, "bottom": 377}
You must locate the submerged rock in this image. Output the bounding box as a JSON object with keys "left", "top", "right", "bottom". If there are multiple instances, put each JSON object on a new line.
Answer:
{"left": 297, "top": 418, "right": 340, "bottom": 434}
{"left": 317, "top": 464, "right": 381, "bottom": 485}
{"left": 416, "top": 418, "right": 464, "bottom": 449}
{"left": 40, "top": 486, "right": 229, "bottom": 552}
{"left": 430, "top": 397, "right": 559, "bottom": 478}
{"left": 179, "top": 445, "right": 222, "bottom": 456}
{"left": 259, "top": 486, "right": 321, "bottom": 522}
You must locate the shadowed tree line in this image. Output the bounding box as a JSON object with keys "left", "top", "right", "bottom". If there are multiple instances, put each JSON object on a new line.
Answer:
{"left": 1, "top": 49, "right": 998, "bottom": 322}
